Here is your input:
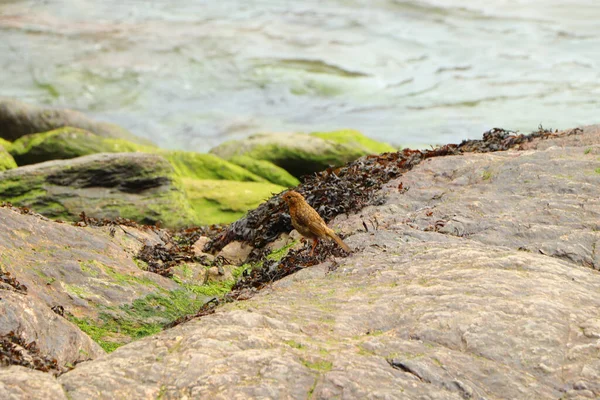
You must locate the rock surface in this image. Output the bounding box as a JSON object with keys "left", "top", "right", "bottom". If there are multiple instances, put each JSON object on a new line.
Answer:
{"left": 0, "top": 97, "right": 153, "bottom": 145}
{"left": 4, "top": 126, "right": 600, "bottom": 399}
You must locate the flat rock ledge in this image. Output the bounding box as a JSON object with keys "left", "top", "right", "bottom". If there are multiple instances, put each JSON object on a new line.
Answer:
{"left": 3, "top": 127, "right": 600, "bottom": 399}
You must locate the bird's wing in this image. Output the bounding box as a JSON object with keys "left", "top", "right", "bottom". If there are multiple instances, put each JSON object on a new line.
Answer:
{"left": 295, "top": 205, "right": 329, "bottom": 234}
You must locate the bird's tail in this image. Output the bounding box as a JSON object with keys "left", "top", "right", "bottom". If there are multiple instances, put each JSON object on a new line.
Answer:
{"left": 328, "top": 231, "right": 351, "bottom": 253}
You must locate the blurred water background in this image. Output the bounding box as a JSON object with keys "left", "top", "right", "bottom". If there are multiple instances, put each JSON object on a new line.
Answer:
{"left": 1, "top": 0, "right": 599, "bottom": 151}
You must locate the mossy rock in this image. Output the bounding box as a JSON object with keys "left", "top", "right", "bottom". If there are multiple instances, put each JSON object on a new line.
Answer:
{"left": 0, "top": 144, "right": 17, "bottom": 171}
{"left": 161, "top": 151, "right": 263, "bottom": 182}
{"left": 209, "top": 133, "right": 362, "bottom": 178}
{"left": 229, "top": 155, "right": 300, "bottom": 187}
{"left": 209, "top": 130, "right": 394, "bottom": 178}
{"left": 0, "top": 152, "right": 199, "bottom": 227}
{"left": 9, "top": 127, "right": 154, "bottom": 166}
{"left": 311, "top": 129, "right": 396, "bottom": 154}
{"left": 8, "top": 127, "right": 264, "bottom": 183}
{"left": 0, "top": 97, "right": 154, "bottom": 145}
{"left": 182, "top": 178, "right": 285, "bottom": 225}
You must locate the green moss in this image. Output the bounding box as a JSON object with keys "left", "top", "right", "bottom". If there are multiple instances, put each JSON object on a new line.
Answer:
{"left": 584, "top": 148, "right": 592, "bottom": 155}
{"left": 285, "top": 340, "right": 305, "bottom": 349}
{"left": 182, "top": 178, "right": 285, "bottom": 225}
{"left": 64, "top": 283, "right": 95, "bottom": 299}
{"left": 70, "top": 289, "right": 208, "bottom": 352}
{"left": 162, "top": 151, "right": 262, "bottom": 182}
{"left": 482, "top": 170, "right": 492, "bottom": 181}
{"left": 98, "top": 263, "right": 160, "bottom": 288}
{"left": 134, "top": 259, "right": 149, "bottom": 271}
{"left": 157, "top": 385, "right": 167, "bottom": 400}
{"left": 184, "top": 279, "right": 236, "bottom": 297}
{"left": 124, "top": 289, "right": 206, "bottom": 322}
{"left": 0, "top": 174, "right": 70, "bottom": 218}
{"left": 229, "top": 155, "right": 300, "bottom": 187}
{"left": 267, "top": 240, "right": 298, "bottom": 261}
{"left": 68, "top": 316, "right": 124, "bottom": 352}
{"left": 301, "top": 359, "right": 333, "bottom": 372}
{"left": 0, "top": 146, "right": 17, "bottom": 171}
{"left": 311, "top": 129, "right": 396, "bottom": 154}
{"left": 0, "top": 138, "right": 12, "bottom": 150}
{"left": 79, "top": 260, "right": 100, "bottom": 277}
{"left": 595, "top": 168, "right": 600, "bottom": 174}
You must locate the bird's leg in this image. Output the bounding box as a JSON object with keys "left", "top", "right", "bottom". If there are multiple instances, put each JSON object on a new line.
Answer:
{"left": 310, "top": 238, "right": 319, "bottom": 256}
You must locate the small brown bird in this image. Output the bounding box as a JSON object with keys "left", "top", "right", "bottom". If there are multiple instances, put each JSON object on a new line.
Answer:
{"left": 282, "top": 191, "right": 351, "bottom": 255}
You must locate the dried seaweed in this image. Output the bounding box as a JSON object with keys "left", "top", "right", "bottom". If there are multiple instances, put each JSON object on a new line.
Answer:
{"left": 0, "top": 331, "right": 59, "bottom": 375}
{"left": 0, "top": 269, "right": 27, "bottom": 294}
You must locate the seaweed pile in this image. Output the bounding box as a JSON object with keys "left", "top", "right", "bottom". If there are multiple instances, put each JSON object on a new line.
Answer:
{"left": 207, "top": 126, "right": 577, "bottom": 253}
{"left": 0, "top": 269, "right": 27, "bottom": 294}
{"left": 0, "top": 331, "right": 59, "bottom": 375}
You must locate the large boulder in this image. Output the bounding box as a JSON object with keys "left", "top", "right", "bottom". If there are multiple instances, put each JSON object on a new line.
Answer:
{"left": 0, "top": 97, "right": 153, "bottom": 146}
{"left": 0, "top": 152, "right": 199, "bottom": 227}
{"left": 0, "top": 206, "right": 209, "bottom": 352}
{"left": 52, "top": 126, "right": 600, "bottom": 399}
{"left": 210, "top": 130, "right": 391, "bottom": 178}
